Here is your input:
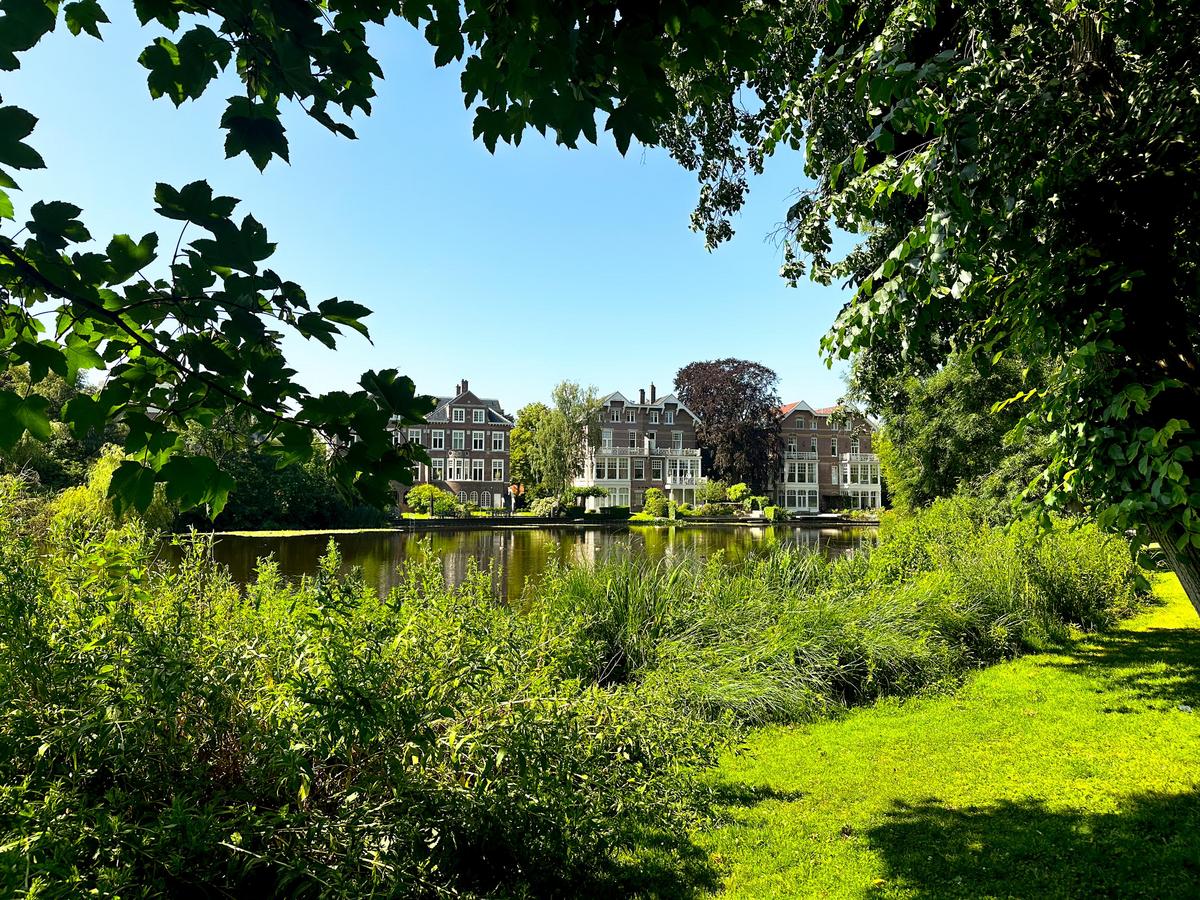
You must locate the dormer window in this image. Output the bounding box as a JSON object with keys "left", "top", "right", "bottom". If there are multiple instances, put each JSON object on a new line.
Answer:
{"left": 610, "top": 408, "right": 621, "bottom": 422}
{"left": 665, "top": 410, "right": 674, "bottom": 424}
{"left": 473, "top": 409, "right": 485, "bottom": 424}
{"left": 626, "top": 410, "right": 636, "bottom": 422}
{"left": 452, "top": 408, "right": 465, "bottom": 423}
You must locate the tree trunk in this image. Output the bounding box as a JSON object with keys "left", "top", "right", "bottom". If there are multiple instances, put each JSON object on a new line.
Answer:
{"left": 1147, "top": 522, "right": 1200, "bottom": 617}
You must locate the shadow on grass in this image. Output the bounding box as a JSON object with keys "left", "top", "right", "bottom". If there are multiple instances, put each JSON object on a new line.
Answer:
{"left": 866, "top": 791, "right": 1200, "bottom": 898}
{"left": 1047, "top": 621, "right": 1200, "bottom": 709}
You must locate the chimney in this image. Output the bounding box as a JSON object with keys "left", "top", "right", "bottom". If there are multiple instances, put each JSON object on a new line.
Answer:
{"left": 457, "top": 378, "right": 468, "bottom": 395}
{"left": 650, "top": 383, "right": 657, "bottom": 403}
{"left": 639, "top": 388, "right": 646, "bottom": 404}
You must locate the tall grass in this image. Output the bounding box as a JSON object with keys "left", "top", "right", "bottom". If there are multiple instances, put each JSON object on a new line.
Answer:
{"left": 0, "top": 483, "right": 1146, "bottom": 897}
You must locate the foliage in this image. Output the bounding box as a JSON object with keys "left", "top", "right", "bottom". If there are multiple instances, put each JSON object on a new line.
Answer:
{"left": 0, "top": 366, "right": 121, "bottom": 491}
{"left": 0, "top": 482, "right": 718, "bottom": 897}
{"left": 528, "top": 382, "right": 602, "bottom": 499}
{"left": 403, "top": 483, "right": 459, "bottom": 517}
{"left": 702, "top": 576, "right": 1200, "bottom": 897}
{"left": 699, "top": 478, "right": 730, "bottom": 504}
{"left": 863, "top": 354, "right": 1055, "bottom": 519}
{"left": 675, "top": 359, "right": 782, "bottom": 491}
{"left": 528, "top": 495, "right": 563, "bottom": 518}
{"left": 0, "top": 0, "right": 439, "bottom": 520}
{"left": 726, "top": 482, "right": 750, "bottom": 503}
{"left": 50, "top": 444, "right": 175, "bottom": 534}
{"left": 642, "top": 487, "right": 668, "bottom": 518}
{"left": 509, "top": 401, "right": 552, "bottom": 498}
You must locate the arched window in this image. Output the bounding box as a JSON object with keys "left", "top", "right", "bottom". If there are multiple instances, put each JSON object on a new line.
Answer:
{"left": 851, "top": 436, "right": 860, "bottom": 453}
{"left": 458, "top": 491, "right": 466, "bottom": 503}
{"left": 469, "top": 491, "right": 478, "bottom": 505}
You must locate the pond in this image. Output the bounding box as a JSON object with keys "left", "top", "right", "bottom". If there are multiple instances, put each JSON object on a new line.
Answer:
{"left": 194, "top": 523, "right": 878, "bottom": 603}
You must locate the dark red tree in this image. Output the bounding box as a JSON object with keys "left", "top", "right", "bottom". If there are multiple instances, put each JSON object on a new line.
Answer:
{"left": 674, "top": 359, "right": 782, "bottom": 492}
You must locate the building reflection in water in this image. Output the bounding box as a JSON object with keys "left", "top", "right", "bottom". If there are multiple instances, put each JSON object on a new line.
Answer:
{"left": 190, "top": 525, "right": 877, "bottom": 603}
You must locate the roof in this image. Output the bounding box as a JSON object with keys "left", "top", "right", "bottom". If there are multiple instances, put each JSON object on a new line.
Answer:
{"left": 425, "top": 390, "right": 514, "bottom": 426}
{"left": 600, "top": 390, "right": 702, "bottom": 423}
{"left": 812, "top": 406, "right": 839, "bottom": 416}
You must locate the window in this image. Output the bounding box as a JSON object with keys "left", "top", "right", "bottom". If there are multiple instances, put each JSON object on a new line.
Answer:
{"left": 810, "top": 435, "right": 817, "bottom": 453}
{"left": 646, "top": 431, "right": 656, "bottom": 449}
{"left": 472, "top": 431, "right": 484, "bottom": 451}
{"left": 492, "top": 459, "right": 504, "bottom": 482}
{"left": 458, "top": 491, "right": 466, "bottom": 502}
{"left": 665, "top": 410, "right": 674, "bottom": 424}
{"left": 787, "top": 438, "right": 797, "bottom": 453}
{"left": 850, "top": 437, "right": 860, "bottom": 454}
{"left": 633, "top": 488, "right": 645, "bottom": 508}
{"left": 407, "top": 427, "right": 422, "bottom": 445}
{"left": 649, "top": 411, "right": 659, "bottom": 424}
{"left": 452, "top": 408, "right": 465, "bottom": 423}
{"left": 831, "top": 437, "right": 838, "bottom": 456}
{"left": 450, "top": 457, "right": 466, "bottom": 480}
{"left": 633, "top": 458, "right": 645, "bottom": 480}
{"left": 628, "top": 430, "right": 638, "bottom": 448}
{"left": 432, "top": 458, "right": 445, "bottom": 481}
{"left": 672, "top": 431, "right": 683, "bottom": 450}
{"left": 492, "top": 431, "right": 505, "bottom": 452}
{"left": 651, "top": 458, "right": 663, "bottom": 481}
{"left": 626, "top": 409, "right": 636, "bottom": 423}
{"left": 601, "top": 429, "right": 613, "bottom": 449}
{"left": 472, "top": 459, "right": 484, "bottom": 481}
{"left": 473, "top": 409, "right": 485, "bottom": 424}
{"left": 432, "top": 429, "right": 444, "bottom": 450}
{"left": 481, "top": 492, "right": 493, "bottom": 509}
{"left": 831, "top": 464, "right": 840, "bottom": 485}
{"left": 610, "top": 408, "right": 621, "bottom": 422}
{"left": 810, "top": 418, "right": 818, "bottom": 430}
{"left": 470, "top": 491, "right": 478, "bottom": 505}
{"left": 452, "top": 430, "right": 465, "bottom": 451}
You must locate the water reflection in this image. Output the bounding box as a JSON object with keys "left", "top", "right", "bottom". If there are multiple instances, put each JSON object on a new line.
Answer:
{"left": 196, "top": 524, "right": 876, "bottom": 603}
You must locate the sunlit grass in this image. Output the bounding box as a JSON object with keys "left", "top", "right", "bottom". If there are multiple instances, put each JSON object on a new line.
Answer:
{"left": 698, "top": 575, "right": 1200, "bottom": 897}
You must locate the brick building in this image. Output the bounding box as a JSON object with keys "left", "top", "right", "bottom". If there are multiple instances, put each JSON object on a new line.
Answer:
{"left": 771, "top": 402, "right": 882, "bottom": 511}
{"left": 396, "top": 379, "right": 514, "bottom": 510}
{"left": 573, "top": 383, "right": 705, "bottom": 511}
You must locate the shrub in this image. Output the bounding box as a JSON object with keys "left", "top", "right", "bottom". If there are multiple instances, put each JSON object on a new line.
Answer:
{"left": 726, "top": 482, "right": 750, "bottom": 503}
{"left": 404, "top": 483, "right": 459, "bottom": 516}
{"left": 529, "top": 495, "right": 562, "bottom": 517}
{"left": 642, "top": 488, "right": 667, "bottom": 518}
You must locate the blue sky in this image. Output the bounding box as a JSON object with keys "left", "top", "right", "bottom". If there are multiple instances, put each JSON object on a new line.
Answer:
{"left": 6, "top": 9, "right": 851, "bottom": 412}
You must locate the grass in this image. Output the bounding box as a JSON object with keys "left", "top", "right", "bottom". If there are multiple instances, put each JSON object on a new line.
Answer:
{"left": 696, "top": 574, "right": 1200, "bottom": 898}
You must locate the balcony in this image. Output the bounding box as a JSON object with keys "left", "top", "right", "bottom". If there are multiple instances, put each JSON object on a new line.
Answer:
{"left": 664, "top": 475, "right": 706, "bottom": 488}
{"left": 840, "top": 452, "right": 878, "bottom": 463}
{"left": 651, "top": 447, "right": 700, "bottom": 457}
{"left": 784, "top": 450, "right": 819, "bottom": 460}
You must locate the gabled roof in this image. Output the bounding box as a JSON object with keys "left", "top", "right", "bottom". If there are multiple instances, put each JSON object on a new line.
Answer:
{"left": 779, "top": 400, "right": 816, "bottom": 417}
{"left": 425, "top": 389, "right": 514, "bottom": 426}
{"left": 601, "top": 389, "right": 701, "bottom": 423}
{"left": 812, "top": 405, "right": 839, "bottom": 416}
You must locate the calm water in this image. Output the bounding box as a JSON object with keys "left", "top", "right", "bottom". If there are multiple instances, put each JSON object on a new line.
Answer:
{"left": 194, "top": 524, "right": 876, "bottom": 602}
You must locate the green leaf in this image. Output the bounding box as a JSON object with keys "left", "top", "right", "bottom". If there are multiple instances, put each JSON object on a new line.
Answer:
{"left": 106, "top": 231, "right": 158, "bottom": 283}
{"left": 0, "top": 105, "right": 44, "bottom": 169}
{"left": 63, "top": 0, "right": 107, "bottom": 37}
{"left": 154, "top": 180, "right": 238, "bottom": 224}
{"left": 0, "top": 389, "right": 51, "bottom": 447}
{"left": 27, "top": 200, "right": 90, "bottom": 250}
{"left": 317, "top": 297, "right": 371, "bottom": 338}
{"left": 64, "top": 332, "right": 104, "bottom": 374}
{"left": 61, "top": 393, "right": 110, "bottom": 438}
{"left": 0, "top": 0, "right": 58, "bottom": 70}
{"left": 220, "top": 96, "right": 289, "bottom": 171}
{"left": 108, "top": 459, "right": 158, "bottom": 516}
{"left": 139, "top": 27, "right": 231, "bottom": 106}
{"left": 158, "top": 454, "right": 236, "bottom": 515}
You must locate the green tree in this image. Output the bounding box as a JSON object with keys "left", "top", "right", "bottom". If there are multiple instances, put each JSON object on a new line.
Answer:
{"left": 532, "top": 382, "right": 602, "bottom": 498}
{"left": 866, "top": 354, "right": 1054, "bottom": 518}
{"left": 509, "top": 402, "right": 552, "bottom": 499}
{"left": 1, "top": 0, "right": 437, "bottom": 519}
{"left": 405, "top": 483, "right": 459, "bottom": 517}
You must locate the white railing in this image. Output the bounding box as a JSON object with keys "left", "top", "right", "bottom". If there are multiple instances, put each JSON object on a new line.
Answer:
{"left": 784, "top": 450, "right": 819, "bottom": 459}
{"left": 840, "top": 452, "right": 878, "bottom": 463}
{"left": 664, "top": 476, "right": 706, "bottom": 487}
{"left": 651, "top": 447, "right": 700, "bottom": 457}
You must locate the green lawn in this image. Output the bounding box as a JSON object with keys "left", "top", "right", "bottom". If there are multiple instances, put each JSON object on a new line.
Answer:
{"left": 697, "top": 575, "right": 1200, "bottom": 898}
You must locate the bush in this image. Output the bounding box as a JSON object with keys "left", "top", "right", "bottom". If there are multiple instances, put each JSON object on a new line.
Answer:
{"left": 404, "top": 483, "right": 459, "bottom": 516}
{"left": 588, "top": 505, "right": 630, "bottom": 520}
{"left": 726, "top": 482, "right": 750, "bottom": 503}
{"left": 0, "top": 485, "right": 719, "bottom": 898}
{"left": 529, "top": 495, "right": 562, "bottom": 517}
{"left": 642, "top": 488, "right": 667, "bottom": 518}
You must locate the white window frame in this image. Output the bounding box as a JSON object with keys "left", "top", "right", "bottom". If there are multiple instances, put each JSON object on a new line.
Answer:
{"left": 601, "top": 429, "right": 613, "bottom": 449}
{"left": 633, "top": 457, "right": 645, "bottom": 480}
{"left": 492, "top": 431, "right": 505, "bottom": 451}
{"left": 472, "top": 459, "right": 485, "bottom": 481}
{"left": 492, "top": 459, "right": 504, "bottom": 482}
{"left": 472, "top": 431, "right": 485, "bottom": 452}
{"left": 650, "top": 411, "right": 659, "bottom": 424}
{"left": 408, "top": 427, "right": 422, "bottom": 445}
{"left": 665, "top": 410, "right": 674, "bottom": 424}
{"left": 672, "top": 431, "right": 683, "bottom": 450}
{"left": 628, "top": 430, "right": 638, "bottom": 448}
{"left": 432, "top": 458, "right": 445, "bottom": 481}
{"left": 626, "top": 409, "right": 636, "bottom": 422}
{"left": 646, "top": 431, "right": 656, "bottom": 449}
{"left": 432, "top": 429, "right": 445, "bottom": 450}
{"left": 473, "top": 408, "right": 485, "bottom": 424}
{"left": 610, "top": 408, "right": 621, "bottom": 422}
{"left": 651, "top": 458, "right": 663, "bottom": 481}
{"left": 452, "top": 430, "right": 465, "bottom": 451}
{"left": 452, "top": 408, "right": 465, "bottom": 423}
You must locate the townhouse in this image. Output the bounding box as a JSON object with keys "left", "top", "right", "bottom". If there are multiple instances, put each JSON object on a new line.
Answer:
{"left": 396, "top": 379, "right": 514, "bottom": 509}
{"left": 573, "top": 383, "right": 706, "bottom": 510}
{"left": 772, "top": 402, "right": 882, "bottom": 511}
